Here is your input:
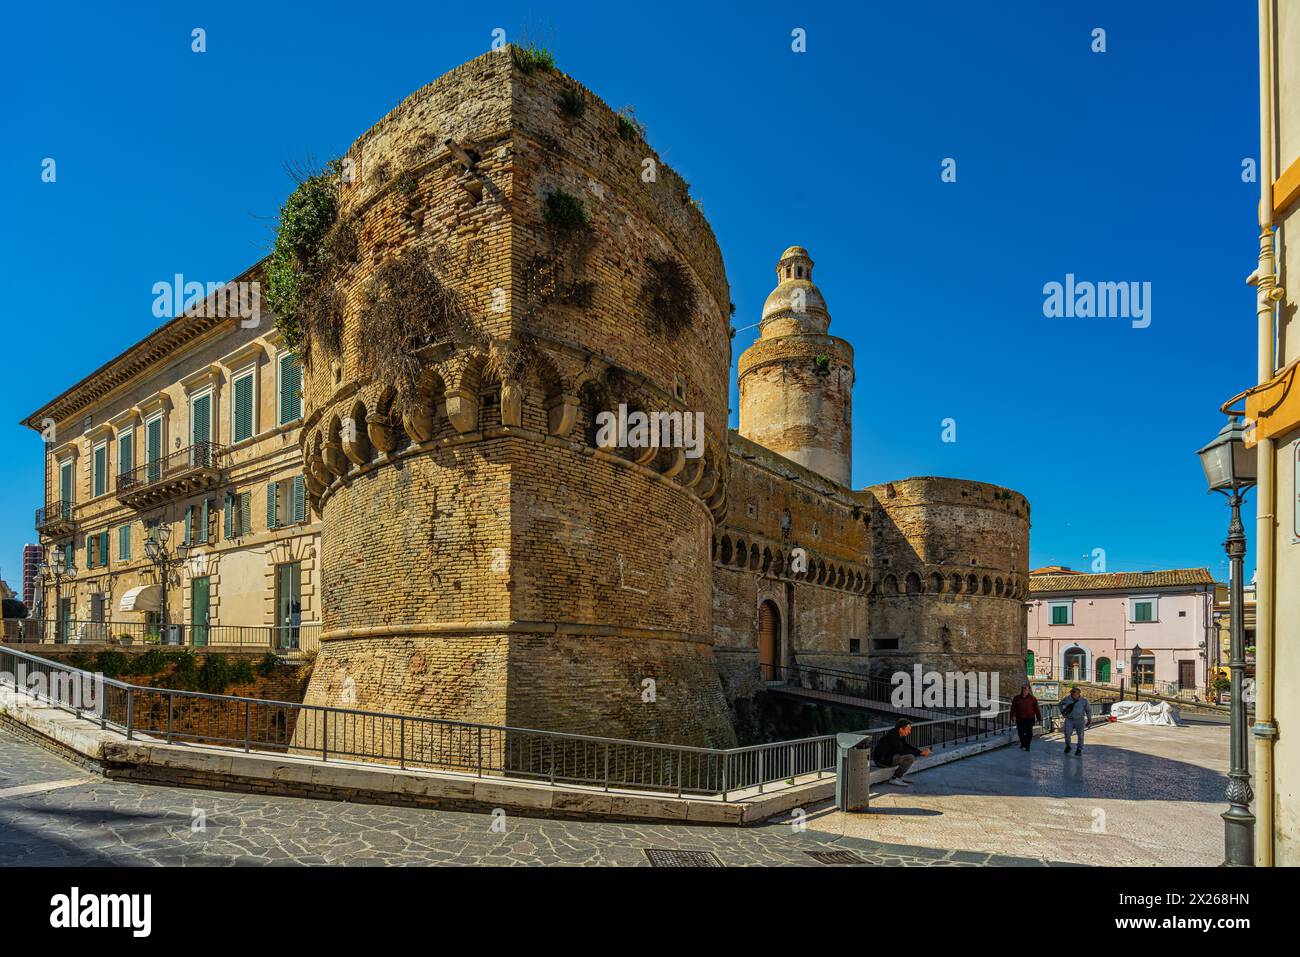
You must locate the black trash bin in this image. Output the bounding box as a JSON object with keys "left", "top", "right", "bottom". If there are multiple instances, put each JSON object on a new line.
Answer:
{"left": 836, "top": 731, "right": 873, "bottom": 812}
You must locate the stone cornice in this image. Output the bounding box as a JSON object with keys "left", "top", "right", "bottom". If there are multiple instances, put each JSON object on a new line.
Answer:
{"left": 20, "top": 259, "right": 267, "bottom": 432}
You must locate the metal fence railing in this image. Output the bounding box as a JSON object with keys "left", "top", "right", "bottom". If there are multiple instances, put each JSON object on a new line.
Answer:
{"left": 767, "top": 662, "right": 989, "bottom": 717}
{"left": 11, "top": 619, "right": 321, "bottom": 655}
{"left": 0, "top": 645, "right": 1020, "bottom": 801}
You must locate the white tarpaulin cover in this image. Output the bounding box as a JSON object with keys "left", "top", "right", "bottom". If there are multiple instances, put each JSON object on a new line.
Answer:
{"left": 1111, "top": 699, "right": 1183, "bottom": 726}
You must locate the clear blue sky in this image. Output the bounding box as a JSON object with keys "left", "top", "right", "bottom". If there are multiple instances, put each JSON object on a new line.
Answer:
{"left": 0, "top": 0, "right": 1261, "bottom": 591}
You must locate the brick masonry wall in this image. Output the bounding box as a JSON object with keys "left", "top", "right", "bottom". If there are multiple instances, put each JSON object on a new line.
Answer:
{"left": 297, "top": 52, "right": 737, "bottom": 748}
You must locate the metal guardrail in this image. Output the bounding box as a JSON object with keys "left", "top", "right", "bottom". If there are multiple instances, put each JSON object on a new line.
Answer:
{"left": 13, "top": 619, "right": 321, "bottom": 655}
{"left": 0, "top": 645, "right": 1016, "bottom": 801}
{"left": 766, "top": 662, "right": 985, "bottom": 716}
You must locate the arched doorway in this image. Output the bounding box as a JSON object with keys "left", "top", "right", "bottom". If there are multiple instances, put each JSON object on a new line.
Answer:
{"left": 1096, "top": 657, "right": 1112, "bottom": 683}
{"left": 758, "top": 600, "right": 781, "bottom": 682}
{"left": 1063, "top": 646, "right": 1089, "bottom": 682}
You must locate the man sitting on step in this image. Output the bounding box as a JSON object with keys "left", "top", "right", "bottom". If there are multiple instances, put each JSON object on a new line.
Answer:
{"left": 872, "top": 718, "right": 931, "bottom": 787}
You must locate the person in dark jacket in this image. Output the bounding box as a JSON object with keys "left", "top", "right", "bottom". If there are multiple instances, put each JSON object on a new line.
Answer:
{"left": 1010, "top": 683, "right": 1042, "bottom": 750}
{"left": 872, "top": 718, "right": 931, "bottom": 787}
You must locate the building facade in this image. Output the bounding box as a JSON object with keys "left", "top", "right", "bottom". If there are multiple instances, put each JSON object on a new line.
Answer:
{"left": 22, "top": 543, "right": 42, "bottom": 610}
{"left": 1026, "top": 569, "right": 1217, "bottom": 695}
{"left": 23, "top": 288, "right": 320, "bottom": 648}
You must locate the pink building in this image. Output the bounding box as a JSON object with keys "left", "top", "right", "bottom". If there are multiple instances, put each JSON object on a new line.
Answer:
{"left": 1026, "top": 568, "right": 1218, "bottom": 694}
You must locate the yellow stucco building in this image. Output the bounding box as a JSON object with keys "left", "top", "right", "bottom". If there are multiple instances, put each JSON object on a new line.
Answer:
{"left": 1237, "top": 0, "right": 1300, "bottom": 868}
{"left": 22, "top": 269, "right": 321, "bottom": 651}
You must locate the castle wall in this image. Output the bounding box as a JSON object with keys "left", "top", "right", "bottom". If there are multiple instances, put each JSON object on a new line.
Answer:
{"left": 298, "top": 52, "right": 736, "bottom": 747}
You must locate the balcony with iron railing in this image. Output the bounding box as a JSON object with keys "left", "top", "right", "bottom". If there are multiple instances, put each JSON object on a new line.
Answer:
{"left": 35, "top": 499, "right": 76, "bottom": 537}
{"left": 116, "top": 442, "right": 225, "bottom": 509}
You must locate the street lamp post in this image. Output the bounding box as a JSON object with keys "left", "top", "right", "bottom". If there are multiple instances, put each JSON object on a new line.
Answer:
{"left": 1197, "top": 415, "right": 1257, "bottom": 867}
{"left": 36, "top": 546, "right": 77, "bottom": 643}
{"left": 144, "top": 525, "right": 189, "bottom": 644}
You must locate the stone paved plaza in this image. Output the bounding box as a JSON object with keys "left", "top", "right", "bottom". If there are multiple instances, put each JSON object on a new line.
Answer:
{"left": 811, "top": 718, "right": 1233, "bottom": 866}
{"left": 0, "top": 719, "right": 1228, "bottom": 867}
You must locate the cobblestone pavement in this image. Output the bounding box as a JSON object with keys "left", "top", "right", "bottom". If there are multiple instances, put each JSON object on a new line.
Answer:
{"left": 0, "top": 730, "right": 1066, "bottom": 867}
{"left": 810, "top": 719, "right": 1234, "bottom": 866}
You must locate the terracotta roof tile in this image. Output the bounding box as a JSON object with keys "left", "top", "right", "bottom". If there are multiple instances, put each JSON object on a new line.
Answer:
{"left": 1028, "top": 568, "right": 1214, "bottom": 593}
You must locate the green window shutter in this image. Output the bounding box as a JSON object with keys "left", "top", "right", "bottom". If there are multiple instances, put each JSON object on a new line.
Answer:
{"left": 118, "top": 525, "right": 130, "bottom": 561}
{"left": 99, "top": 532, "right": 108, "bottom": 567}
{"left": 59, "top": 462, "right": 73, "bottom": 503}
{"left": 118, "top": 432, "right": 133, "bottom": 475}
{"left": 267, "top": 481, "right": 279, "bottom": 529}
{"left": 64, "top": 543, "right": 74, "bottom": 570}
{"left": 201, "top": 498, "right": 210, "bottom": 543}
{"left": 234, "top": 373, "right": 254, "bottom": 442}
{"left": 93, "top": 446, "right": 106, "bottom": 497}
{"left": 292, "top": 475, "right": 306, "bottom": 524}
{"left": 183, "top": 506, "right": 193, "bottom": 545}
{"left": 224, "top": 493, "right": 234, "bottom": 539}
{"left": 279, "top": 353, "right": 301, "bottom": 425}
{"left": 146, "top": 418, "right": 162, "bottom": 462}
{"left": 86, "top": 537, "right": 94, "bottom": 568}
{"left": 192, "top": 392, "right": 211, "bottom": 446}
{"left": 239, "top": 491, "right": 251, "bottom": 536}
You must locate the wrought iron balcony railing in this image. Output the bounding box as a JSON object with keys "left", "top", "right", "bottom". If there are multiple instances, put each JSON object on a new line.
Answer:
{"left": 116, "top": 442, "right": 225, "bottom": 508}
{"left": 35, "top": 499, "right": 76, "bottom": 536}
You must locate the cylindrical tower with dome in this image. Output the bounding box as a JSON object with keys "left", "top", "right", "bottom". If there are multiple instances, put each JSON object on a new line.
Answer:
{"left": 737, "top": 247, "right": 854, "bottom": 487}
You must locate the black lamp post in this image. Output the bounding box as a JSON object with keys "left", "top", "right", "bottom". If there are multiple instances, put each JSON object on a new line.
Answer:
{"left": 1197, "top": 415, "right": 1257, "bottom": 867}
{"left": 143, "top": 524, "right": 188, "bottom": 644}
{"left": 36, "top": 546, "right": 77, "bottom": 643}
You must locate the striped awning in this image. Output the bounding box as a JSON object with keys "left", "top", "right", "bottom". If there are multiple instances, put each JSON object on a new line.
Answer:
{"left": 118, "top": 584, "right": 161, "bottom": 612}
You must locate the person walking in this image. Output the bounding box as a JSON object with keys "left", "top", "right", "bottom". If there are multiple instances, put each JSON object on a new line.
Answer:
{"left": 1059, "top": 685, "right": 1092, "bottom": 755}
{"left": 1010, "top": 683, "right": 1041, "bottom": 750}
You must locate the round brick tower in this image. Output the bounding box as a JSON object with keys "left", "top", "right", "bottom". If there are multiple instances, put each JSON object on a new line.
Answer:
{"left": 294, "top": 52, "right": 736, "bottom": 747}
{"left": 867, "top": 477, "right": 1031, "bottom": 700}
{"left": 737, "top": 247, "right": 854, "bottom": 487}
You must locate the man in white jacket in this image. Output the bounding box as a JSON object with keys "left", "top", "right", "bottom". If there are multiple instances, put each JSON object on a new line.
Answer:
{"left": 1060, "top": 686, "right": 1092, "bottom": 755}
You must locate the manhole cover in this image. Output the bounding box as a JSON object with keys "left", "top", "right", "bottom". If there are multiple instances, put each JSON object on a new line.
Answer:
{"left": 644, "top": 849, "right": 723, "bottom": 867}
{"left": 807, "top": 850, "right": 867, "bottom": 865}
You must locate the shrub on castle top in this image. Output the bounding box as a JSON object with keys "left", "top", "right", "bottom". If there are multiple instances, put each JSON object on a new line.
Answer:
{"left": 266, "top": 163, "right": 345, "bottom": 353}
{"left": 509, "top": 41, "right": 555, "bottom": 75}
{"left": 615, "top": 106, "right": 645, "bottom": 141}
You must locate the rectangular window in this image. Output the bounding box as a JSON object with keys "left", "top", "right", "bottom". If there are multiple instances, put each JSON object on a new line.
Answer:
{"left": 183, "top": 502, "right": 210, "bottom": 546}
{"left": 1132, "top": 599, "right": 1155, "bottom": 623}
{"left": 225, "top": 491, "right": 252, "bottom": 537}
{"left": 871, "top": 637, "right": 900, "bottom": 651}
{"left": 118, "top": 524, "right": 131, "bottom": 561}
{"left": 849, "top": 638, "right": 861, "bottom": 654}
{"left": 232, "top": 369, "right": 255, "bottom": 443}
{"left": 1049, "top": 602, "right": 1073, "bottom": 625}
{"left": 146, "top": 415, "right": 163, "bottom": 482}
{"left": 192, "top": 390, "right": 212, "bottom": 446}
{"left": 267, "top": 476, "right": 309, "bottom": 529}
{"left": 59, "top": 459, "right": 74, "bottom": 504}
{"left": 117, "top": 429, "right": 133, "bottom": 477}
{"left": 278, "top": 352, "right": 302, "bottom": 426}
{"left": 92, "top": 442, "right": 107, "bottom": 497}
